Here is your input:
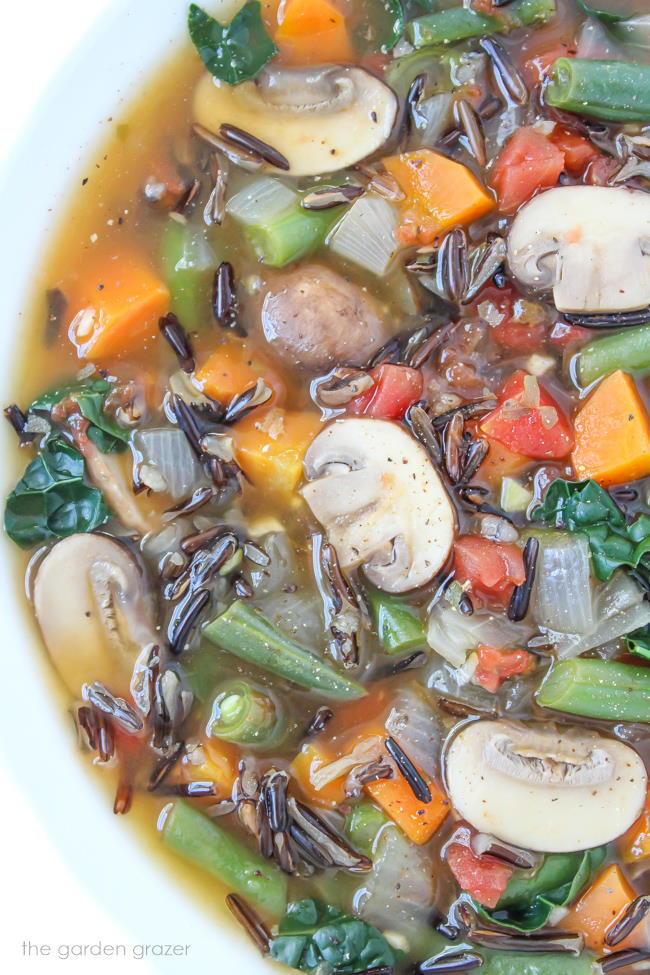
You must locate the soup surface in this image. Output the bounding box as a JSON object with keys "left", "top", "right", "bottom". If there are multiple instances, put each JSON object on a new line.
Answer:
{"left": 6, "top": 1, "right": 650, "bottom": 972}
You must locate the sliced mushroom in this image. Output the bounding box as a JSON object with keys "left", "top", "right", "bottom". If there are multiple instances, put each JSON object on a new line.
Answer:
{"left": 261, "top": 265, "right": 389, "bottom": 372}
{"left": 302, "top": 418, "right": 456, "bottom": 593}
{"left": 193, "top": 65, "right": 398, "bottom": 177}
{"left": 507, "top": 185, "right": 650, "bottom": 314}
{"left": 445, "top": 719, "right": 648, "bottom": 853}
{"left": 34, "top": 533, "right": 159, "bottom": 697}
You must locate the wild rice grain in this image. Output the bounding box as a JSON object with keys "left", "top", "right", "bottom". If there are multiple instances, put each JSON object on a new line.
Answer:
{"left": 479, "top": 36, "right": 528, "bottom": 106}
{"left": 305, "top": 706, "right": 334, "bottom": 737}
{"left": 147, "top": 741, "right": 185, "bottom": 791}
{"left": 225, "top": 893, "right": 271, "bottom": 954}
{"left": 456, "top": 99, "right": 487, "bottom": 167}
{"left": 302, "top": 184, "right": 364, "bottom": 210}
{"left": 4, "top": 404, "right": 35, "bottom": 446}
{"left": 213, "top": 261, "right": 239, "bottom": 330}
{"left": 219, "top": 123, "right": 290, "bottom": 171}
{"left": 45, "top": 288, "right": 68, "bottom": 346}
{"left": 605, "top": 896, "right": 650, "bottom": 947}
{"left": 599, "top": 949, "right": 650, "bottom": 973}
{"left": 113, "top": 779, "right": 133, "bottom": 815}
{"left": 508, "top": 536, "right": 539, "bottom": 622}
{"left": 385, "top": 737, "right": 432, "bottom": 804}
{"left": 159, "top": 313, "right": 195, "bottom": 373}
{"left": 418, "top": 951, "right": 484, "bottom": 973}
{"left": 168, "top": 588, "right": 211, "bottom": 654}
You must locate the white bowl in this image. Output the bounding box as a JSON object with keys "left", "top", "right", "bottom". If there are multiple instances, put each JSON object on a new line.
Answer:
{"left": 0, "top": 1, "right": 266, "bottom": 969}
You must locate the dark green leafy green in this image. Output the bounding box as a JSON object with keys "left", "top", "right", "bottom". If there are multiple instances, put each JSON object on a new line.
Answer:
{"left": 269, "top": 899, "right": 396, "bottom": 974}
{"left": 377, "top": 0, "right": 406, "bottom": 52}
{"left": 533, "top": 477, "right": 650, "bottom": 581}
{"left": 30, "top": 378, "right": 129, "bottom": 454}
{"left": 188, "top": 2, "right": 277, "bottom": 86}
{"left": 627, "top": 624, "right": 650, "bottom": 659}
{"left": 475, "top": 847, "right": 607, "bottom": 933}
{"left": 577, "top": 1, "right": 637, "bottom": 24}
{"left": 4, "top": 437, "right": 110, "bottom": 549}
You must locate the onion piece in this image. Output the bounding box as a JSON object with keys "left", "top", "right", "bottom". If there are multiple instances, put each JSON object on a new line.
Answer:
{"left": 132, "top": 428, "right": 206, "bottom": 499}
{"left": 385, "top": 685, "right": 441, "bottom": 780}
{"left": 226, "top": 176, "right": 296, "bottom": 226}
{"left": 426, "top": 602, "right": 534, "bottom": 669}
{"left": 531, "top": 532, "right": 594, "bottom": 636}
{"left": 355, "top": 826, "right": 435, "bottom": 931}
{"left": 327, "top": 194, "right": 399, "bottom": 276}
{"left": 411, "top": 92, "right": 453, "bottom": 148}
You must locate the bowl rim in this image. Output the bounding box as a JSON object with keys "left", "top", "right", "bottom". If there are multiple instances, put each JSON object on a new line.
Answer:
{"left": 0, "top": 1, "right": 267, "bottom": 970}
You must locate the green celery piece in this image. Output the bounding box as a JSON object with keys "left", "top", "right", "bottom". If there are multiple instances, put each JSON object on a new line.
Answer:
{"left": 246, "top": 204, "right": 338, "bottom": 268}
{"left": 364, "top": 582, "right": 426, "bottom": 654}
{"left": 188, "top": 2, "right": 277, "bottom": 86}
{"left": 163, "top": 800, "right": 287, "bottom": 916}
{"left": 537, "top": 658, "right": 650, "bottom": 722}
{"left": 161, "top": 217, "right": 217, "bottom": 330}
{"left": 547, "top": 58, "right": 650, "bottom": 123}
{"left": 577, "top": 324, "right": 650, "bottom": 387}
{"left": 344, "top": 802, "right": 391, "bottom": 857}
{"left": 204, "top": 600, "right": 367, "bottom": 700}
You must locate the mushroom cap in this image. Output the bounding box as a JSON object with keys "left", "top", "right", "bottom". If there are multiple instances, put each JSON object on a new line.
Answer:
{"left": 302, "top": 418, "right": 456, "bottom": 593}
{"left": 193, "top": 65, "right": 398, "bottom": 177}
{"left": 34, "top": 533, "right": 159, "bottom": 697}
{"left": 445, "top": 719, "right": 647, "bottom": 853}
{"left": 507, "top": 185, "right": 650, "bottom": 314}
{"left": 261, "top": 265, "right": 389, "bottom": 372}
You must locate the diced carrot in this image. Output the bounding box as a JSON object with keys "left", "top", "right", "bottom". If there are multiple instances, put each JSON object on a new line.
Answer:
{"left": 291, "top": 742, "right": 347, "bottom": 808}
{"left": 560, "top": 864, "right": 644, "bottom": 953}
{"left": 476, "top": 435, "right": 532, "bottom": 488}
{"left": 233, "top": 407, "right": 321, "bottom": 497}
{"left": 184, "top": 738, "right": 239, "bottom": 799}
{"left": 383, "top": 149, "right": 495, "bottom": 247}
{"left": 366, "top": 772, "right": 450, "bottom": 846}
{"left": 275, "top": 0, "right": 354, "bottom": 66}
{"left": 194, "top": 335, "right": 286, "bottom": 405}
{"left": 474, "top": 646, "right": 536, "bottom": 694}
{"left": 572, "top": 370, "right": 650, "bottom": 487}
{"left": 620, "top": 787, "right": 650, "bottom": 864}
{"left": 67, "top": 252, "right": 170, "bottom": 361}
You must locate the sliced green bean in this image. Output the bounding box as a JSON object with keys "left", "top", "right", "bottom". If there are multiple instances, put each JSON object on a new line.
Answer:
{"left": 162, "top": 800, "right": 287, "bottom": 916}
{"left": 208, "top": 680, "right": 285, "bottom": 747}
{"left": 546, "top": 58, "right": 650, "bottom": 122}
{"left": 344, "top": 801, "right": 391, "bottom": 857}
{"left": 204, "top": 600, "right": 367, "bottom": 700}
{"left": 537, "top": 658, "right": 650, "bottom": 722}
{"left": 576, "top": 324, "right": 650, "bottom": 387}
{"left": 479, "top": 950, "right": 596, "bottom": 975}
{"left": 408, "top": 0, "right": 556, "bottom": 48}
{"left": 364, "top": 582, "right": 426, "bottom": 655}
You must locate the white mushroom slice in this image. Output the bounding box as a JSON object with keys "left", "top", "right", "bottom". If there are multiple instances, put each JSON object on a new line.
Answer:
{"left": 34, "top": 534, "right": 159, "bottom": 698}
{"left": 507, "top": 185, "right": 650, "bottom": 314}
{"left": 302, "top": 418, "right": 456, "bottom": 593}
{"left": 445, "top": 719, "right": 647, "bottom": 853}
{"left": 193, "top": 65, "right": 398, "bottom": 177}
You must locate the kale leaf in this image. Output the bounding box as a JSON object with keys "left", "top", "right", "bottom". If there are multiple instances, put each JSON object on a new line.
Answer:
{"left": 30, "top": 378, "right": 129, "bottom": 454}
{"left": 4, "top": 437, "right": 110, "bottom": 549}
{"left": 533, "top": 477, "right": 650, "bottom": 581}
{"left": 270, "top": 899, "right": 396, "bottom": 974}
{"left": 475, "top": 847, "right": 607, "bottom": 933}
{"left": 188, "top": 2, "right": 277, "bottom": 86}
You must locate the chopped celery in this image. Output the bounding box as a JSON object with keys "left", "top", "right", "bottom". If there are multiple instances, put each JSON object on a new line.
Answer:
{"left": 577, "top": 323, "right": 650, "bottom": 386}
{"left": 204, "top": 600, "right": 367, "bottom": 700}
{"left": 500, "top": 477, "right": 533, "bottom": 514}
{"left": 162, "top": 800, "right": 287, "bottom": 916}
{"left": 161, "top": 217, "right": 216, "bottom": 330}
{"left": 537, "top": 658, "right": 650, "bottom": 722}
{"left": 344, "top": 801, "right": 391, "bottom": 857}
{"left": 364, "top": 582, "right": 426, "bottom": 654}
{"left": 208, "top": 680, "right": 285, "bottom": 747}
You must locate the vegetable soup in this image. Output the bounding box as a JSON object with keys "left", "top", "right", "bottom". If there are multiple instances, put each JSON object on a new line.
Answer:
{"left": 5, "top": 1, "right": 650, "bottom": 973}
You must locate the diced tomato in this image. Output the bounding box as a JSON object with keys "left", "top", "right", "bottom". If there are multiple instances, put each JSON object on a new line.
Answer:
{"left": 490, "top": 127, "right": 564, "bottom": 214}
{"left": 549, "top": 126, "right": 599, "bottom": 175}
{"left": 349, "top": 363, "right": 423, "bottom": 419}
{"left": 480, "top": 370, "right": 574, "bottom": 460}
{"left": 474, "top": 284, "right": 549, "bottom": 353}
{"left": 474, "top": 646, "right": 536, "bottom": 694}
{"left": 454, "top": 535, "right": 525, "bottom": 607}
{"left": 446, "top": 841, "right": 513, "bottom": 909}
{"left": 522, "top": 43, "right": 576, "bottom": 87}
{"left": 549, "top": 321, "right": 593, "bottom": 349}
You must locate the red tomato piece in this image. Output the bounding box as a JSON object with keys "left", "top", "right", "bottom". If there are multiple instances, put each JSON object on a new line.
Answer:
{"left": 549, "top": 321, "right": 593, "bottom": 348}
{"left": 474, "top": 646, "right": 536, "bottom": 694}
{"left": 454, "top": 535, "right": 525, "bottom": 606}
{"left": 586, "top": 155, "right": 622, "bottom": 186}
{"left": 475, "top": 284, "right": 548, "bottom": 353}
{"left": 446, "top": 842, "right": 514, "bottom": 909}
{"left": 549, "top": 126, "right": 599, "bottom": 175}
{"left": 522, "top": 43, "right": 577, "bottom": 86}
{"left": 490, "top": 127, "right": 564, "bottom": 214}
{"left": 480, "top": 370, "right": 574, "bottom": 460}
{"left": 348, "top": 363, "right": 423, "bottom": 419}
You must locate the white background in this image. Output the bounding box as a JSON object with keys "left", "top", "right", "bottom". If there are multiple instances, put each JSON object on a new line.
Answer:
{"left": 0, "top": 1, "right": 151, "bottom": 970}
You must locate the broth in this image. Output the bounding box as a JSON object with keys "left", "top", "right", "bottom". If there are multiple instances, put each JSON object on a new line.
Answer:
{"left": 6, "top": 1, "right": 650, "bottom": 973}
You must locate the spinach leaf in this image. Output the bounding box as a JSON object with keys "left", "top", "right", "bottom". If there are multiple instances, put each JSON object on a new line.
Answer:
{"left": 270, "top": 899, "right": 396, "bottom": 974}
{"left": 533, "top": 477, "right": 650, "bottom": 581}
{"left": 577, "top": 1, "right": 636, "bottom": 24}
{"left": 188, "top": 2, "right": 277, "bottom": 86}
{"left": 475, "top": 847, "right": 606, "bottom": 933}
{"left": 30, "top": 378, "right": 129, "bottom": 454}
{"left": 377, "top": 0, "right": 406, "bottom": 52}
{"left": 4, "top": 437, "right": 110, "bottom": 549}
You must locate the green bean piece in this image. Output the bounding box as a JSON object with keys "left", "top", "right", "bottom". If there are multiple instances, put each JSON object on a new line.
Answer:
{"left": 162, "top": 800, "right": 287, "bottom": 916}
{"left": 208, "top": 680, "right": 285, "bottom": 747}
{"left": 344, "top": 801, "right": 391, "bottom": 857}
{"left": 364, "top": 582, "right": 426, "bottom": 655}
{"left": 577, "top": 324, "right": 650, "bottom": 387}
{"left": 537, "top": 658, "right": 650, "bottom": 722}
{"left": 546, "top": 58, "right": 650, "bottom": 122}
{"left": 408, "top": 0, "right": 555, "bottom": 48}
{"left": 479, "top": 950, "right": 596, "bottom": 975}
{"left": 204, "top": 600, "right": 367, "bottom": 700}
{"left": 161, "top": 217, "right": 217, "bottom": 331}
{"left": 244, "top": 204, "right": 338, "bottom": 268}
